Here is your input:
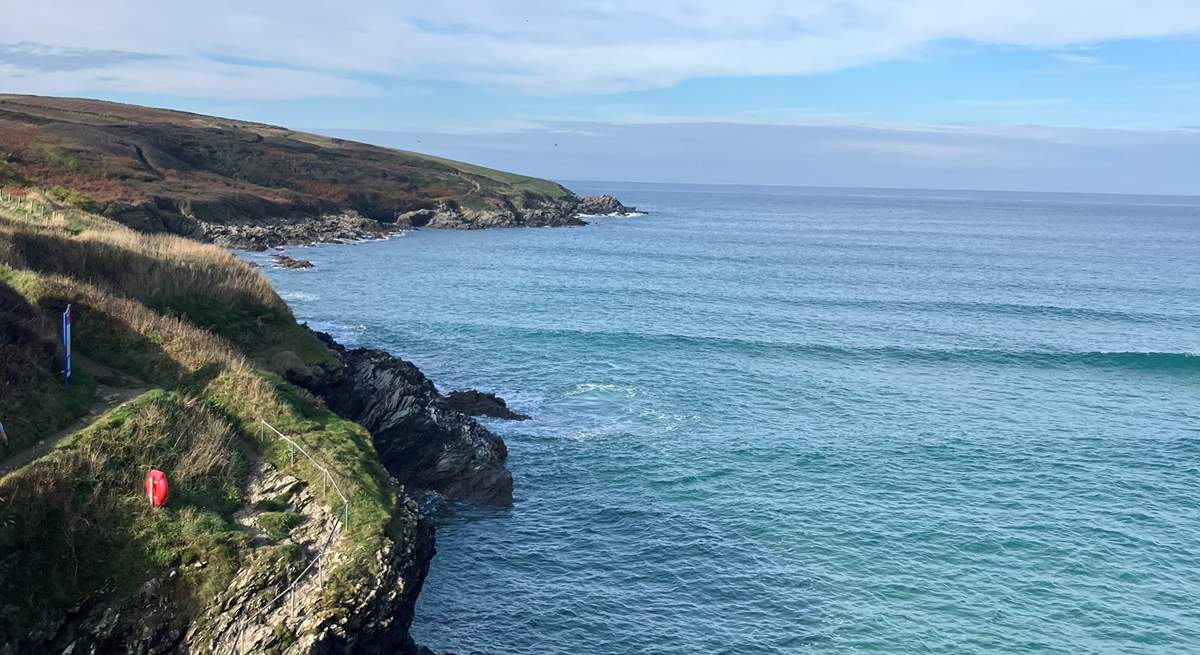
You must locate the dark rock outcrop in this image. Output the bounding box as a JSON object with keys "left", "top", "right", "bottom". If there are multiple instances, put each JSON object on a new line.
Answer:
{"left": 576, "top": 194, "right": 637, "bottom": 216}
{"left": 274, "top": 254, "right": 314, "bottom": 269}
{"left": 307, "top": 333, "right": 513, "bottom": 506}
{"left": 205, "top": 211, "right": 393, "bottom": 250}
{"left": 444, "top": 389, "right": 530, "bottom": 421}
{"left": 395, "top": 199, "right": 586, "bottom": 230}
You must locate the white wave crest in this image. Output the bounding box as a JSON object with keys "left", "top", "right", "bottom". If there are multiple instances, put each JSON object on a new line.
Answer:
{"left": 280, "top": 291, "right": 320, "bottom": 302}
{"left": 566, "top": 383, "right": 637, "bottom": 397}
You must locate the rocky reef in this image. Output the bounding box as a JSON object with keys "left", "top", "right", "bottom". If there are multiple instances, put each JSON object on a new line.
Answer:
{"left": 303, "top": 332, "right": 514, "bottom": 506}
{"left": 394, "top": 198, "right": 586, "bottom": 231}
{"left": 273, "top": 254, "right": 315, "bottom": 269}
{"left": 193, "top": 194, "right": 637, "bottom": 249}
{"left": 203, "top": 211, "right": 395, "bottom": 251}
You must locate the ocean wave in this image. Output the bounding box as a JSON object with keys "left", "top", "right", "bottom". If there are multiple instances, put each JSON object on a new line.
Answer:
{"left": 849, "top": 347, "right": 1200, "bottom": 371}
{"left": 481, "top": 322, "right": 1200, "bottom": 373}
{"left": 565, "top": 383, "right": 638, "bottom": 397}
{"left": 778, "top": 343, "right": 1200, "bottom": 372}
{"left": 564, "top": 428, "right": 614, "bottom": 441}
{"left": 280, "top": 291, "right": 320, "bottom": 302}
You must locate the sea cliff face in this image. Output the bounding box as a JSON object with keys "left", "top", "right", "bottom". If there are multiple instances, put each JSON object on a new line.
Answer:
{"left": 303, "top": 332, "right": 514, "bottom": 507}
{"left": 0, "top": 327, "right": 500, "bottom": 655}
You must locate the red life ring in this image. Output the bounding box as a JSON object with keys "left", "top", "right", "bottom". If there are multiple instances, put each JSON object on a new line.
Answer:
{"left": 145, "top": 469, "right": 168, "bottom": 507}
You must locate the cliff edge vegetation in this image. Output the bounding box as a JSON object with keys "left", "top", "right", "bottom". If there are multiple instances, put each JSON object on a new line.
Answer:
{"left": 0, "top": 195, "right": 432, "bottom": 653}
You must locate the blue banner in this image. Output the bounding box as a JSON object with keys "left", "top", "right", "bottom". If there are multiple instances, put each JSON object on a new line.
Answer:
{"left": 62, "top": 304, "right": 71, "bottom": 385}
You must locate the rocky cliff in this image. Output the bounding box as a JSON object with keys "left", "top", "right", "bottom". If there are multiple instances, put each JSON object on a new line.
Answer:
{"left": 0, "top": 197, "right": 500, "bottom": 655}
{"left": 444, "top": 389, "right": 531, "bottom": 421}
{"left": 8, "top": 457, "right": 436, "bottom": 655}
{"left": 304, "top": 332, "right": 514, "bottom": 506}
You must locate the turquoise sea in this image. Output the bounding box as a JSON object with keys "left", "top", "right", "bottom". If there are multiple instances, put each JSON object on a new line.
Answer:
{"left": 255, "top": 183, "right": 1200, "bottom": 654}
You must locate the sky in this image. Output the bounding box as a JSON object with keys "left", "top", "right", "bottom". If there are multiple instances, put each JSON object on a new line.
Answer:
{"left": 2, "top": 1, "right": 1199, "bottom": 194}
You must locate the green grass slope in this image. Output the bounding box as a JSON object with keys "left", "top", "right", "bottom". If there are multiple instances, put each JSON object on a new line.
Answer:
{"left": 0, "top": 196, "right": 404, "bottom": 645}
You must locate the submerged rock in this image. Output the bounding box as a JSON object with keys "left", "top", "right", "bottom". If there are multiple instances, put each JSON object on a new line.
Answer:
{"left": 274, "top": 254, "right": 314, "bottom": 269}
{"left": 444, "top": 389, "right": 530, "bottom": 421}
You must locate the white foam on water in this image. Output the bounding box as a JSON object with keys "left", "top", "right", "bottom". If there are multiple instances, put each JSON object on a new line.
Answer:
{"left": 565, "top": 382, "right": 638, "bottom": 397}
{"left": 307, "top": 321, "right": 369, "bottom": 345}
{"left": 577, "top": 211, "right": 644, "bottom": 218}
{"left": 280, "top": 291, "right": 320, "bottom": 302}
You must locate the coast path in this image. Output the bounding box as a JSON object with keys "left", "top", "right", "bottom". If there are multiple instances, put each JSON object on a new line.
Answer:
{"left": 0, "top": 354, "right": 148, "bottom": 477}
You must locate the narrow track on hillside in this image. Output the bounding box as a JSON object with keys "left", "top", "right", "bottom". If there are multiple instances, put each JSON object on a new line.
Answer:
{"left": 0, "top": 354, "right": 148, "bottom": 477}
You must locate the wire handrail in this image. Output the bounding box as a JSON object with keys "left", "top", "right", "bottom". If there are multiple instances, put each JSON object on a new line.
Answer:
{"left": 227, "top": 420, "right": 352, "bottom": 654}
{"left": 259, "top": 419, "right": 350, "bottom": 529}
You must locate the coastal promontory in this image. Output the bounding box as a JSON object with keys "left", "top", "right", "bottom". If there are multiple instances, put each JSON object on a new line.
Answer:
{"left": 0, "top": 94, "right": 632, "bottom": 249}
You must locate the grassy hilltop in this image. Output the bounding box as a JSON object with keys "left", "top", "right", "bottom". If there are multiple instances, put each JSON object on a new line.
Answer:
{"left": 0, "top": 193, "right": 419, "bottom": 650}
{"left": 0, "top": 94, "right": 577, "bottom": 236}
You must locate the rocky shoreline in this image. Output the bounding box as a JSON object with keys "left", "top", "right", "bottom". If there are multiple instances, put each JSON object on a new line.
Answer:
{"left": 62, "top": 192, "right": 633, "bottom": 652}
{"left": 200, "top": 194, "right": 639, "bottom": 250}
{"left": 242, "top": 327, "right": 527, "bottom": 654}
{"left": 91, "top": 193, "right": 630, "bottom": 651}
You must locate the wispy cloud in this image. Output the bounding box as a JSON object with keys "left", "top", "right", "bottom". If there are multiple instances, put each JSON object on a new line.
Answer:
{"left": 0, "top": 43, "right": 379, "bottom": 99}
{"left": 1054, "top": 53, "right": 1102, "bottom": 64}
{"left": 0, "top": 42, "right": 162, "bottom": 72}
{"left": 1, "top": 2, "right": 1199, "bottom": 96}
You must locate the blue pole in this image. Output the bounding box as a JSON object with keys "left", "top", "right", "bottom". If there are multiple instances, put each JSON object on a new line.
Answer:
{"left": 62, "top": 304, "right": 71, "bottom": 385}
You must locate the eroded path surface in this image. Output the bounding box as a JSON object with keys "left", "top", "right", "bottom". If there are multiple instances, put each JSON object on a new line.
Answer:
{"left": 0, "top": 354, "right": 148, "bottom": 476}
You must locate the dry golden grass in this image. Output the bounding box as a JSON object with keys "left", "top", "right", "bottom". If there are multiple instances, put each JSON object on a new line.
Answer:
{"left": 0, "top": 192, "right": 339, "bottom": 371}
{"left": 0, "top": 193, "right": 285, "bottom": 315}
{"left": 2, "top": 265, "right": 287, "bottom": 423}
{"left": 78, "top": 227, "right": 284, "bottom": 312}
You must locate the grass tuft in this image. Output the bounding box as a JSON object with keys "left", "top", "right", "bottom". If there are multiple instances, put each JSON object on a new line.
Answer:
{"left": 258, "top": 511, "right": 302, "bottom": 540}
